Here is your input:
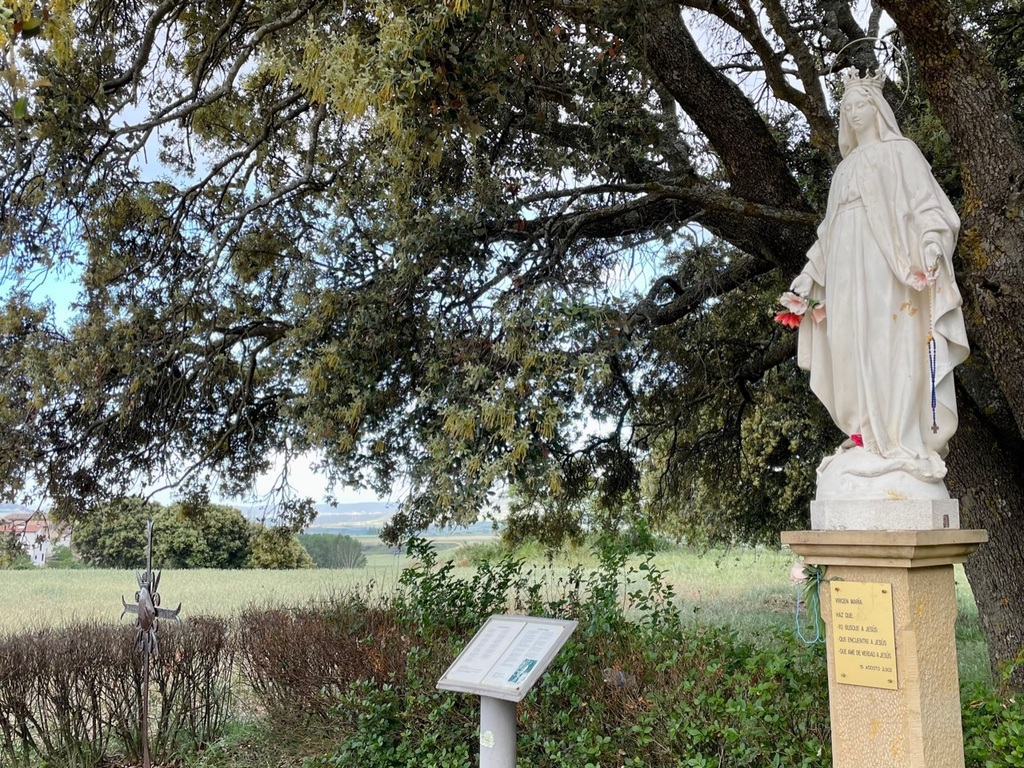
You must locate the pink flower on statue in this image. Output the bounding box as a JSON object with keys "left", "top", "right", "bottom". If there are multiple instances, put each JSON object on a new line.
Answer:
{"left": 850, "top": 433, "right": 863, "bottom": 447}
{"left": 779, "top": 291, "right": 809, "bottom": 315}
{"left": 810, "top": 304, "right": 827, "bottom": 324}
{"left": 908, "top": 269, "right": 928, "bottom": 291}
{"left": 774, "top": 311, "right": 803, "bottom": 329}
{"left": 789, "top": 560, "right": 807, "bottom": 584}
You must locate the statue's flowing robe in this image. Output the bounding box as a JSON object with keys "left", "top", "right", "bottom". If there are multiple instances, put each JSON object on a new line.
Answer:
{"left": 797, "top": 138, "right": 969, "bottom": 480}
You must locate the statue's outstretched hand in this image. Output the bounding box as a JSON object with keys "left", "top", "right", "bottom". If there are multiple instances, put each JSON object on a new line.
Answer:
{"left": 789, "top": 272, "right": 814, "bottom": 297}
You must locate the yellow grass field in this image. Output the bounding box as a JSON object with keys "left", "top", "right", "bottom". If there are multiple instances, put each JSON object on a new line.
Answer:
{"left": 0, "top": 545, "right": 795, "bottom": 631}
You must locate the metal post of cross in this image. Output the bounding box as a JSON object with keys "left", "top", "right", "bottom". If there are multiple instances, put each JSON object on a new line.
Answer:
{"left": 120, "top": 520, "right": 182, "bottom": 768}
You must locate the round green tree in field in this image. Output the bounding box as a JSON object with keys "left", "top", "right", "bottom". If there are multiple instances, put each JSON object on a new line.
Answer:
{"left": 298, "top": 533, "right": 367, "bottom": 569}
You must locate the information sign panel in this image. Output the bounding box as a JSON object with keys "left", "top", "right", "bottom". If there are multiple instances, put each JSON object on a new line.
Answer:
{"left": 830, "top": 581, "right": 898, "bottom": 690}
{"left": 437, "top": 615, "right": 577, "bottom": 702}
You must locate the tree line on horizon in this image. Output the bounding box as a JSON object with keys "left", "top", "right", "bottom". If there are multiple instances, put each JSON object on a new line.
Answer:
{"left": 58, "top": 498, "right": 366, "bottom": 570}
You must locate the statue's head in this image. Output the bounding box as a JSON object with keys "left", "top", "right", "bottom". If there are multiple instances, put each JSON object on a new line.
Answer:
{"left": 838, "top": 68, "right": 903, "bottom": 156}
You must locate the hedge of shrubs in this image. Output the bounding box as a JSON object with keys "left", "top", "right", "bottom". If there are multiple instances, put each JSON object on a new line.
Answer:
{"left": 0, "top": 617, "right": 232, "bottom": 767}
{"left": 308, "top": 540, "right": 833, "bottom": 768}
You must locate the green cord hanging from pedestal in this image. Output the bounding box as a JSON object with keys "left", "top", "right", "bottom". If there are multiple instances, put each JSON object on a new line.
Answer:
{"left": 795, "top": 564, "right": 826, "bottom": 645}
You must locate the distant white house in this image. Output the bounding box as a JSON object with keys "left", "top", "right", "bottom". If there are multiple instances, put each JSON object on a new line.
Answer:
{"left": 0, "top": 512, "right": 71, "bottom": 566}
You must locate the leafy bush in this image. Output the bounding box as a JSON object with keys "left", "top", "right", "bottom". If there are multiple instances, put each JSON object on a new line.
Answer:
{"left": 304, "top": 537, "right": 832, "bottom": 768}
{"left": 45, "top": 544, "right": 86, "bottom": 568}
{"left": 247, "top": 525, "right": 315, "bottom": 569}
{"left": 609, "top": 522, "right": 678, "bottom": 555}
{"left": 963, "top": 653, "right": 1024, "bottom": 768}
{"left": 963, "top": 689, "right": 1024, "bottom": 768}
{"left": 315, "top": 682, "right": 475, "bottom": 768}
{"left": 0, "top": 531, "right": 31, "bottom": 569}
{"left": 394, "top": 537, "right": 542, "bottom": 634}
{"left": 450, "top": 538, "right": 507, "bottom": 565}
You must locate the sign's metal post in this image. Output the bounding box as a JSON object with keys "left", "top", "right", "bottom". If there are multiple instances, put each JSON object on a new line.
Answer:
{"left": 479, "top": 695, "right": 517, "bottom": 768}
{"left": 437, "top": 615, "right": 578, "bottom": 768}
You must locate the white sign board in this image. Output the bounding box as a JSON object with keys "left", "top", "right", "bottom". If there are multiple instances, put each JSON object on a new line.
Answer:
{"left": 437, "top": 615, "right": 577, "bottom": 702}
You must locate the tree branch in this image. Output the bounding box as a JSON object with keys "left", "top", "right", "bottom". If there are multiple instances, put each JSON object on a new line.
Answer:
{"left": 628, "top": 254, "right": 775, "bottom": 331}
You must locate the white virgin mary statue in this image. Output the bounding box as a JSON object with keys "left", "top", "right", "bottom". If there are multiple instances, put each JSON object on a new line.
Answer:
{"left": 788, "top": 69, "right": 969, "bottom": 500}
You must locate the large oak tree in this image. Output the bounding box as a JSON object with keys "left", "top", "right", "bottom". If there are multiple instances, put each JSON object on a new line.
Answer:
{"left": 1, "top": 0, "right": 1022, "bottom": 677}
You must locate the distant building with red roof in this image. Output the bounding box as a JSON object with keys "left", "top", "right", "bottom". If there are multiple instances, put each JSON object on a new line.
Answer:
{"left": 0, "top": 512, "right": 71, "bottom": 566}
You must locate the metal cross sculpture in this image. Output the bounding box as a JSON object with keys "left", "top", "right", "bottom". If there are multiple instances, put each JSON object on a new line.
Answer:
{"left": 120, "top": 520, "right": 181, "bottom": 768}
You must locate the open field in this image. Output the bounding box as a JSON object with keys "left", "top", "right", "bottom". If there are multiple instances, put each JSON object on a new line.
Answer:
{"left": 0, "top": 542, "right": 990, "bottom": 684}
{"left": 0, "top": 564, "right": 407, "bottom": 633}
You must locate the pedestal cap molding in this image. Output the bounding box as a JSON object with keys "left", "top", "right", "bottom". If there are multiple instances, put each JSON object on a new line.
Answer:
{"left": 781, "top": 529, "right": 988, "bottom": 568}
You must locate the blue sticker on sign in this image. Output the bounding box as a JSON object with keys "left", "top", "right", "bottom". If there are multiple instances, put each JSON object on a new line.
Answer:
{"left": 508, "top": 659, "right": 537, "bottom": 684}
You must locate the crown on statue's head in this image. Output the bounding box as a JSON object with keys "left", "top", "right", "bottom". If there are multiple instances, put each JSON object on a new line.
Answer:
{"left": 841, "top": 67, "right": 886, "bottom": 93}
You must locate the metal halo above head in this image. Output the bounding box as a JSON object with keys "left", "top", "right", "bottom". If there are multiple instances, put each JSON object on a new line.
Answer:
{"left": 830, "top": 34, "right": 912, "bottom": 111}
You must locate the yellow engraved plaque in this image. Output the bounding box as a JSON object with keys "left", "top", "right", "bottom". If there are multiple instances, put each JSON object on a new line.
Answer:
{"left": 830, "top": 581, "right": 898, "bottom": 690}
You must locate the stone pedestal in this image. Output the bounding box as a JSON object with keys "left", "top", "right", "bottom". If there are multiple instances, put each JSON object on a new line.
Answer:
{"left": 781, "top": 529, "right": 987, "bottom": 768}
{"left": 811, "top": 499, "right": 959, "bottom": 531}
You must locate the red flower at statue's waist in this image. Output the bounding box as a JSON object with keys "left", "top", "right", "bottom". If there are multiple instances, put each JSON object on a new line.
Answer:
{"left": 850, "top": 433, "right": 863, "bottom": 447}
{"left": 774, "top": 311, "right": 803, "bottom": 329}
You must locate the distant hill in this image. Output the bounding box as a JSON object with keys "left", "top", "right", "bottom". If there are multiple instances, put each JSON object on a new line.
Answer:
{"left": 305, "top": 502, "right": 397, "bottom": 534}
{"left": 315, "top": 501, "right": 397, "bottom": 518}
{"left": 0, "top": 503, "right": 40, "bottom": 516}
{"left": 237, "top": 501, "right": 397, "bottom": 528}
{"left": 1, "top": 500, "right": 496, "bottom": 537}
{"left": 304, "top": 503, "right": 497, "bottom": 537}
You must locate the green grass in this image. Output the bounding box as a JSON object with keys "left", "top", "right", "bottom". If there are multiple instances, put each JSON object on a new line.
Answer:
{"left": 954, "top": 564, "right": 991, "bottom": 686}
{"left": 0, "top": 542, "right": 990, "bottom": 685}
{"left": 0, "top": 565, "right": 404, "bottom": 635}
{"left": 0, "top": 537, "right": 485, "bottom": 634}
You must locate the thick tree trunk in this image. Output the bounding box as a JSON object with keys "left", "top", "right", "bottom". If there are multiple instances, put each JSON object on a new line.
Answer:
{"left": 877, "top": 0, "right": 1024, "bottom": 682}
{"left": 947, "top": 391, "right": 1024, "bottom": 686}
